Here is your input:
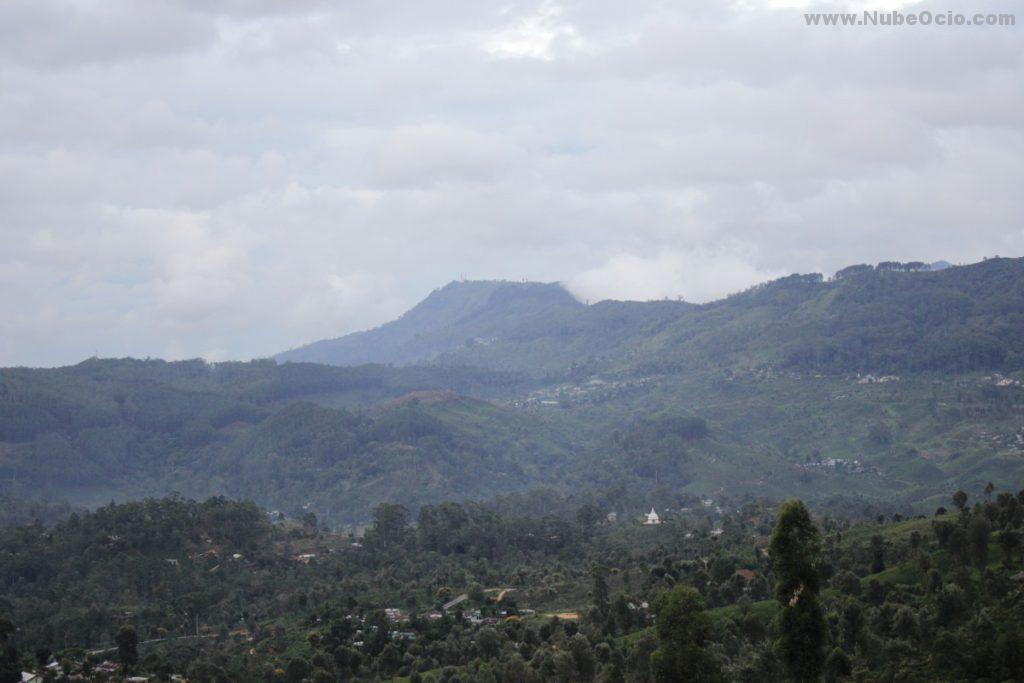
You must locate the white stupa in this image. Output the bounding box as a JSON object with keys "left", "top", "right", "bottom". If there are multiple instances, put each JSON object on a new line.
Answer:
{"left": 644, "top": 508, "right": 661, "bottom": 525}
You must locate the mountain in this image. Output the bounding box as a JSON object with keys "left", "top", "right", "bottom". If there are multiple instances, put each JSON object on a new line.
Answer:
{"left": 276, "top": 280, "right": 585, "bottom": 366}
{"left": 4, "top": 257, "right": 1024, "bottom": 523}
{"left": 281, "top": 257, "right": 1024, "bottom": 378}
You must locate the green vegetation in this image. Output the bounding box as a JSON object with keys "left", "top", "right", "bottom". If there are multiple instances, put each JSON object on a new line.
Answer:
{"left": 280, "top": 258, "right": 1024, "bottom": 377}
{"left": 1, "top": 481, "right": 1023, "bottom": 681}
{"left": 770, "top": 500, "right": 826, "bottom": 682}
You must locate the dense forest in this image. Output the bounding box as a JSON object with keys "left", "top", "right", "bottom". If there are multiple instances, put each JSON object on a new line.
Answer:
{"left": 2, "top": 482, "right": 1023, "bottom": 681}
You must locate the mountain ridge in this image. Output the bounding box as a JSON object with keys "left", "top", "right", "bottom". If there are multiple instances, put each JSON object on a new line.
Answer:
{"left": 277, "top": 257, "right": 1024, "bottom": 377}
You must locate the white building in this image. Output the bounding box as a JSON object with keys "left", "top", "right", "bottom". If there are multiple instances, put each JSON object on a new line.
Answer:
{"left": 644, "top": 508, "right": 661, "bottom": 525}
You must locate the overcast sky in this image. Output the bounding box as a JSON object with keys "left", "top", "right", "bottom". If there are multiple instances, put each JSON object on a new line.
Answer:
{"left": 1, "top": 0, "right": 1021, "bottom": 366}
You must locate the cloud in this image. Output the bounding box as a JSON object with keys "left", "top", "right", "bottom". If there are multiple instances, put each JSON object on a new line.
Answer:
{"left": 482, "top": 3, "right": 587, "bottom": 60}
{"left": 371, "top": 124, "right": 523, "bottom": 187}
{"left": 0, "top": 0, "right": 1021, "bottom": 366}
{"left": 567, "top": 248, "right": 785, "bottom": 304}
{"left": 0, "top": 1, "right": 217, "bottom": 67}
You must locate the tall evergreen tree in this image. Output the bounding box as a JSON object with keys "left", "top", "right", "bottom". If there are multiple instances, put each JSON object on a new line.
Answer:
{"left": 770, "top": 500, "right": 827, "bottom": 682}
{"left": 116, "top": 625, "right": 138, "bottom": 673}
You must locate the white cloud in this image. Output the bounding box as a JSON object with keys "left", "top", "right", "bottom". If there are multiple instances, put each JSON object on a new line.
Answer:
{"left": 483, "top": 3, "right": 586, "bottom": 60}
{"left": 568, "top": 248, "right": 785, "bottom": 304}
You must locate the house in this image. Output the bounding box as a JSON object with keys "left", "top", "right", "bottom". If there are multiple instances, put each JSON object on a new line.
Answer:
{"left": 94, "top": 661, "right": 120, "bottom": 675}
{"left": 644, "top": 508, "right": 661, "bottom": 525}
{"left": 21, "top": 673, "right": 43, "bottom": 683}
{"left": 383, "top": 608, "right": 408, "bottom": 624}
{"left": 734, "top": 569, "right": 757, "bottom": 582}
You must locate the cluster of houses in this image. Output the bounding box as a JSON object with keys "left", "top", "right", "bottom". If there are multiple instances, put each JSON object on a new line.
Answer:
{"left": 336, "top": 589, "right": 527, "bottom": 649}
{"left": 513, "top": 376, "right": 658, "bottom": 409}
{"left": 986, "top": 373, "right": 1021, "bottom": 387}
{"left": 20, "top": 660, "right": 184, "bottom": 682}
{"left": 797, "top": 457, "right": 871, "bottom": 474}
{"left": 856, "top": 374, "right": 900, "bottom": 384}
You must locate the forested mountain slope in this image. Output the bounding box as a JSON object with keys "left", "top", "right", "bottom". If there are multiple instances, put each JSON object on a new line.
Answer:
{"left": 279, "top": 257, "right": 1024, "bottom": 378}
{"left": 0, "top": 359, "right": 568, "bottom": 521}
{"left": 644, "top": 257, "right": 1024, "bottom": 375}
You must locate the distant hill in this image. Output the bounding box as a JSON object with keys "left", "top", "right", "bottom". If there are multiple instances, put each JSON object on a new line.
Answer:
{"left": 276, "top": 280, "right": 585, "bottom": 366}
{"left": 280, "top": 257, "right": 1024, "bottom": 378}
{"left": 0, "top": 358, "right": 564, "bottom": 522}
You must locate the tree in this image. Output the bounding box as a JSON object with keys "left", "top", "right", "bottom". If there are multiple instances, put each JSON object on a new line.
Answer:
{"left": 909, "top": 530, "right": 922, "bottom": 553}
{"left": 953, "top": 490, "right": 969, "bottom": 515}
{"left": 998, "top": 529, "right": 1021, "bottom": 569}
{"left": 286, "top": 658, "right": 310, "bottom": 683}
{"left": 477, "top": 628, "right": 502, "bottom": 659}
{"left": 968, "top": 516, "right": 990, "bottom": 569}
{"left": 576, "top": 503, "right": 603, "bottom": 530}
{"left": 591, "top": 565, "right": 610, "bottom": 617}
{"left": 371, "top": 503, "right": 409, "bottom": 548}
{"left": 566, "top": 633, "right": 597, "bottom": 682}
{"left": 0, "top": 618, "right": 18, "bottom": 683}
{"left": 650, "top": 585, "right": 723, "bottom": 682}
{"left": 870, "top": 534, "right": 885, "bottom": 573}
{"left": 116, "top": 625, "right": 138, "bottom": 672}
{"left": 824, "top": 647, "right": 851, "bottom": 682}
{"left": 770, "top": 500, "right": 826, "bottom": 683}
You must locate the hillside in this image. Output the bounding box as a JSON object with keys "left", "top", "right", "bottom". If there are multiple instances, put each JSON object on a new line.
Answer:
{"left": 279, "top": 258, "right": 1024, "bottom": 378}
{"left": 0, "top": 359, "right": 563, "bottom": 521}
{"left": 646, "top": 257, "right": 1024, "bottom": 375}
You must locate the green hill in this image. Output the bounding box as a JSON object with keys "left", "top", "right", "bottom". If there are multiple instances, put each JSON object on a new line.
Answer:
{"left": 279, "top": 258, "right": 1024, "bottom": 378}
{"left": 0, "top": 359, "right": 566, "bottom": 522}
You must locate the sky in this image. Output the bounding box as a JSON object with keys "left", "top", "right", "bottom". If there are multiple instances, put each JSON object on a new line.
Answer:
{"left": 1, "top": 0, "right": 1021, "bottom": 366}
